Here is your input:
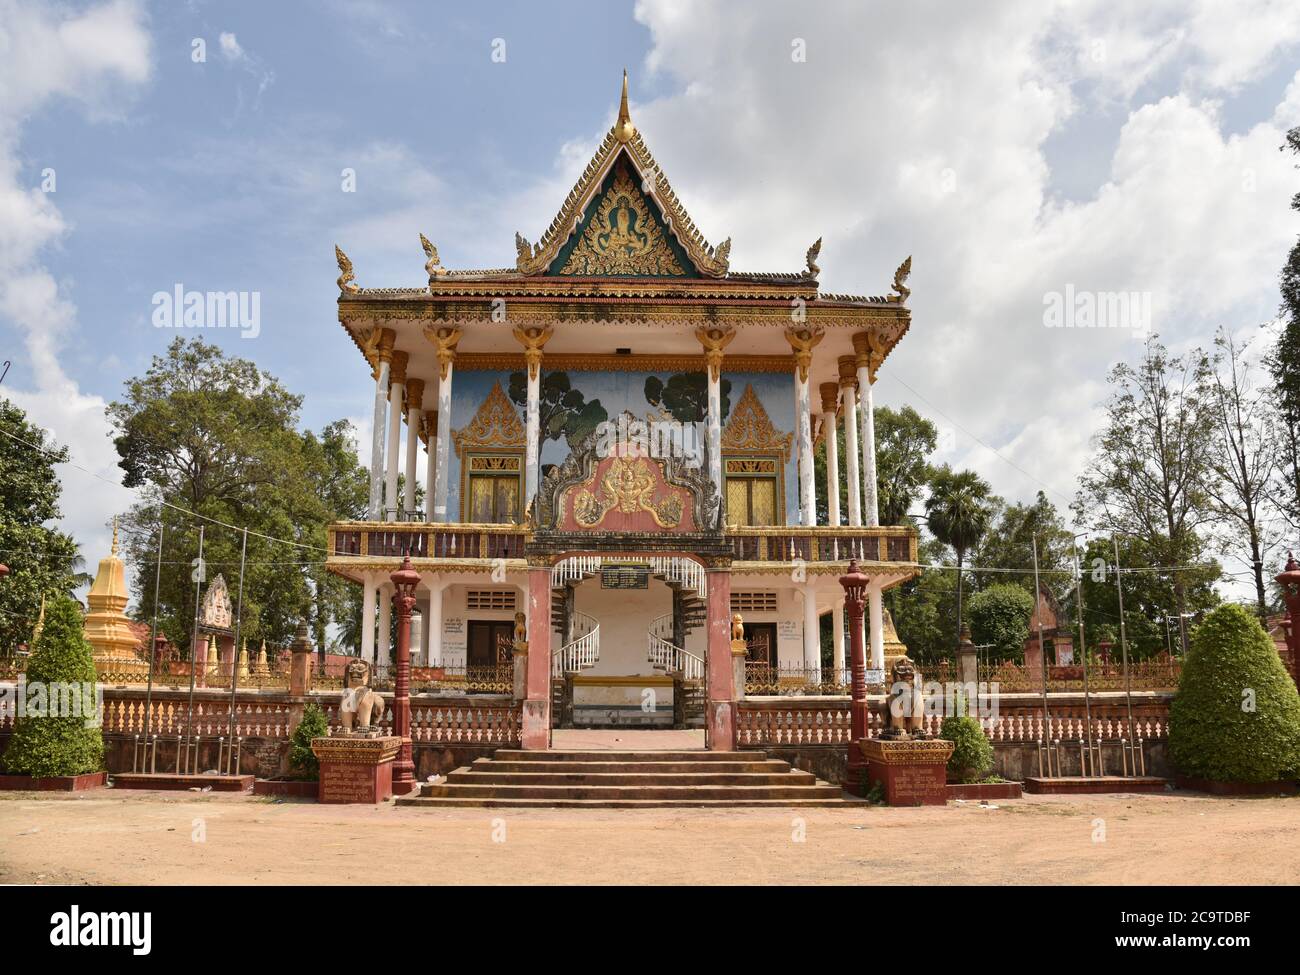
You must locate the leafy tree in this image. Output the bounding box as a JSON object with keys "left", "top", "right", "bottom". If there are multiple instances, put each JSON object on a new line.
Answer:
{"left": 508, "top": 370, "right": 607, "bottom": 449}
{"left": 972, "top": 491, "right": 1073, "bottom": 600}
{"left": 967, "top": 583, "right": 1035, "bottom": 661}
{"left": 925, "top": 466, "right": 994, "bottom": 645}
{"left": 0, "top": 401, "right": 84, "bottom": 655}
{"left": 875, "top": 405, "right": 938, "bottom": 526}
{"left": 1075, "top": 335, "right": 1216, "bottom": 654}
{"left": 1169, "top": 603, "right": 1300, "bottom": 782}
{"left": 644, "top": 373, "right": 730, "bottom": 424}
{"left": 885, "top": 537, "right": 958, "bottom": 664}
{"left": 1270, "top": 124, "right": 1300, "bottom": 531}
{"left": 2, "top": 597, "right": 103, "bottom": 776}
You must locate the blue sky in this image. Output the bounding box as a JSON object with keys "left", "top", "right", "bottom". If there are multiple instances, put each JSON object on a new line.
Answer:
{"left": 3, "top": 0, "right": 1300, "bottom": 591}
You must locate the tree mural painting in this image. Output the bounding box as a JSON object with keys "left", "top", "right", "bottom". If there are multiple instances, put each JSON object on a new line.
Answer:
{"left": 644, "top": 372, "right": 731, "bottom": 424}
{"left": 508, "top": 371, "right": 608, "bottom": 452}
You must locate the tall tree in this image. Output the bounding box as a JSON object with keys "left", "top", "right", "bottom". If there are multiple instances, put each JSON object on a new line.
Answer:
{"left": 972, "top": 491, "right": 1073, "bottom": 600}
{"left": 924, "top": 465, "right": 994, "bottom": 645}
{"left": 875, "top": 405, "right": 939, "bottom": 526}
{"left": 1075, "top": 335, "right": 1215, "bottom": 654}
{"left": 1204, "top": 328, "right": 1279, "bottom": 615}
{"left": 0, "top": 400, "right": 83, "bottom": 654}
{"left": 1269, "top": 124, "right": 1300, "bottom": 532}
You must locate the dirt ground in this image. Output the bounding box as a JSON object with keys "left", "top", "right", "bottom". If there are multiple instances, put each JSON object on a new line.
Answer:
{"left": 2, "top": 787, "right": 1296, "bottom": 885}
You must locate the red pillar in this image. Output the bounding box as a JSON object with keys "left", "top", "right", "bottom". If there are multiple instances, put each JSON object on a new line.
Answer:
{"left": 1276, "top": 553, "right": 1300, "bottom": 687}
{"left": 840, "top": 560, "right": 869, "bottom": 791}
{"left": 706, "top": 567, "right": 734, "bottom": 751}
{"left": 522, "top": 567, "right": 552, "bottom": 749}
{"left": 389, "top": 557, "right": 419, "bottom": 795}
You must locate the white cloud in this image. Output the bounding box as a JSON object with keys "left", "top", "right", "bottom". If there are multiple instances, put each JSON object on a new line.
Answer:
{"left": 218, "top": 31, "right": 245, "bottom": 62}
{"left": 0, "top": 0, "right": 151, "bottom": 590}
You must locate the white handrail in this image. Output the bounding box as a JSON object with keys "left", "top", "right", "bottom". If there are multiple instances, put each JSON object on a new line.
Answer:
{"left": 646, "top": 614, "right": 704, "bottom": 682}
{"left": 551, "top": 555, "right": 601, "bottom": 589}
{"left": 553, "top": 610, "right": 600, "bottom": 677}
{"left": 646, "top": 555, "right": 706, "bottom": 598}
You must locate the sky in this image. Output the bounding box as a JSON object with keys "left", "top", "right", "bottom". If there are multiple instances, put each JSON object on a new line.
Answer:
{"left": 2, "top": 0, "right": 1299, "bottom": 591}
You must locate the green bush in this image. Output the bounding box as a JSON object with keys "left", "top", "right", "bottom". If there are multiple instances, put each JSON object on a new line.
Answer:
{"left": 940, "top": 714, "right": 994, "bottom": 783}
{"left": 1169, "top": 604, "right": 1300, "bottom": 783}
{"left": 967, "top": 584, "right": 1035, "bottom": 661}
{"left": 287, "top": 702, "right": 329, "bottom": 780}
{"left": 2, "top": 597, "right": 104, "bottom": 777}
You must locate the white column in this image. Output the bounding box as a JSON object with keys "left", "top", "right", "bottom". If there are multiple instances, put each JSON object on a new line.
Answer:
{"left": 403, "top": 380, "right": 422, "bottom": 520}
{"left": 433, "top": 363, "right": 454, "bottom": 522}
{"left": 707, "top": 368, "right": 723, "bottom": 526}
{"left": 361, "top": 575, "right": 377, "bottom": 664}
{"left": 802, "top": 586, "right": 820, "bottom": 681}
{"left": 424, "top": 408, "right": 437, "bottom": 521}
{"left": 368, "top": 359, "right": 389, "bottom": 520}
{"left": 377, "top": 584, "right": 392, "bottom": 668}
{"left": 839, "top": 359, "right": 862, "bottom": 528}
{"left": 794, "top": 370, "right": 817, "bottom": 526}
{"left": 869, "top": 586, "right": 884, "bottom": 672}
{"left": 853, "top": 338, "right": 879, "bottom": 528}
{"left": 832, "top": 598, "right": 845, "bottom": 678}
{"left": 385, "top": 355, "right": 407, "bottom": 523}
{"left": 426, "top": 582, "right": 442, "bottom": 667}
{"left": 820, "top": 384, "right": 840, "bottom": 528}
{"left": 525, "top": 364, "right": 541, "bottom": 510}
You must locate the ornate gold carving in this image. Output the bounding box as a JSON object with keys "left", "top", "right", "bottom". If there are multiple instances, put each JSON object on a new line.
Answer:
{"left": 852, "top": 329, "right": 891, "bottom": 384}
{"left": 722, "top": 385, "right": 792, "bottom": 459}
{"left": 819, "top": 381, "right": 839, "bottom": 415}
{"left": 420, "top": 233, "right": 444, "bottom": 283}
{"left": 837, "top": 355, "right": 857, "bottom": 389}
{"left": 453, "top": 381, "right": 526, "bottom": 456}
{"left": 424, "top": 326, "right": 461, "bottom": 380}
{"left": 455, "top": 352, "right": 793, "bottom": 375}
{"left": 725, "top": 457, "right": 777, "bottom": 475}
{"left": 695, "top": 325, "right": 735, "bottom": 382}
{"left": 614, "top": 69, "right": 636, "bottom": 144}
{"left": 512, "top": 326, "right": 553, "bottom": 381}
{"left": 806, "top": 237, "right": 822, "bottom": 278}
{"left": 889, "top": 255, "right": 912, "bottom": 304}
{"left": 405, "top": 378, "right": 424, "bottom": 414}
{"left": 559, "top": 166, "right": 685, "bottom": 276}
{"left": 389, "top": 350, "right": 409, "bottom": 387}
{"left": 335, "top": 245, "right": 361, "bottom": 294}
{"left": 572, "top": 456, "right": 684, "bottom": 529}
{"left": 784, "top": 326, "right": 824, "bottom": 384}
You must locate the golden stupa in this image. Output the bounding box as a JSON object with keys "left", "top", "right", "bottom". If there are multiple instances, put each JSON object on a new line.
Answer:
{"left": 83, "top": 519, "right": 148, "bottom": 675}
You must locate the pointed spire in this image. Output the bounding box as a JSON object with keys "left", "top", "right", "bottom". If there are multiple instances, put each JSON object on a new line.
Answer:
{"left": 111, "top": 515, "right": 119, "bottom": 556}
{"left": 615, "top": 69, "right": 636, "bottom": 143}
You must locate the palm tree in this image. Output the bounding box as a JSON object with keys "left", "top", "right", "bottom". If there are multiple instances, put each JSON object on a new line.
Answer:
{"left": 925, "top": 466, "right": 994, "bottom": 647}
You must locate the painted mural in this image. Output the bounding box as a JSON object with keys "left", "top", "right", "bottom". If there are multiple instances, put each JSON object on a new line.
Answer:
{"left": 447, "top": 368, "right": 798, "bottom": 524}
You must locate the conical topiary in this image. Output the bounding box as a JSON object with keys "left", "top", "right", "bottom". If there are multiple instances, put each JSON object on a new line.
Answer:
{"left": 1169, "top": 604, "right": 1300, "bottom": 783}
{"left": 2, "top": 596, "right": 104, "bottom": 777}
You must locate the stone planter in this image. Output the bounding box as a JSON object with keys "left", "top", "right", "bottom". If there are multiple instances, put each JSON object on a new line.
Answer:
{"left": 0, "top": 771, "right": 108, "bottom": 792}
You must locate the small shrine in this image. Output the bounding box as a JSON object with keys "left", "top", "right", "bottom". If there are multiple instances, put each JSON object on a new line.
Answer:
{"left": 82, "top": 521, "right": 148, "bottom": 675}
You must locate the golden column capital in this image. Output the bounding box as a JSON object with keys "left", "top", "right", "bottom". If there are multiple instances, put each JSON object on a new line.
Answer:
{"left": 819, "top": 382, "right": 839, "bottom": 415}
{"left": 389, "top": 350, "right": 409, "bottom": 388}
{"left": 837, "top": 355, "right": 858, "bottom": 389}
{"left": 784, "top": 326, "right": 824, "bottom": 384}
{"left": 695, "top": 325, "right": 735, "bottom": 382}
{"left": 405, "top": 378, "right": 425, "bottom": 414}
{"left": 420, "top": 409, "right": 438, "bottom": 446}
{"left": 851, "top": 330, "right": 886, "bottom": 384}
{"left": 512, "top": 326, "right": 554, "bottom": 381}
{"left": 424, "top": 326, "right": 462, "bottom": 381}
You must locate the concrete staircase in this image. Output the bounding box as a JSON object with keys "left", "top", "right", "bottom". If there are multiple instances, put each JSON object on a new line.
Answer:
{"left": 396, "top": 749, "right": 858, "bottom": 808}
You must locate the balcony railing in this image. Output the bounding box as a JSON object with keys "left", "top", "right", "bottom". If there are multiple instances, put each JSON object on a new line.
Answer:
{"left": 329, "top": 521, "right": 917, "bottom": 565}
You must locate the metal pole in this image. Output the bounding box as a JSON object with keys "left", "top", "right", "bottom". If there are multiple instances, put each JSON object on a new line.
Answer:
{"left": 184, "top": 526, "right": 204, "bottom": 759}
{"left": 1032, "top": 537, "right": 1051, "bottom": 764}
{"left": 1112, "top": 535, "right": 1137, "bottom": 769}
{"left": 1073, "top": 536, "right": 1093, "bottom": 777}
{"left": 142, "top": 519, "right": 165, "bottom": 744}
{"left": 225, "top": 528, "right": 248, "bottom": 769}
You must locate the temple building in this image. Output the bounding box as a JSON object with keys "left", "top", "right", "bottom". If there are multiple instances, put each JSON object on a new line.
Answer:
{"left": 326, "top": 74, "right": 919, "bottom": 749}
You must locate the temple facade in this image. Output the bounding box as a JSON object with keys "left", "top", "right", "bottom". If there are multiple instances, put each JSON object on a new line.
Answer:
{"left": 326, "top": 74, "right": 919, "bottom": 749}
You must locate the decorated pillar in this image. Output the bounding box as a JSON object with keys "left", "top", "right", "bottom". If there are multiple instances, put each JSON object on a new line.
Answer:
{"left": 367, "top": 329, "right": 395, "bottom": 520}
{"left": 801, "top": 585, "right": 820, "bottom": 682}
{"left": 705, "top": 566, "right": 735, "bottom": 750}
{"left": 838, "top": 356, "right": 862, "bottom": 528}
{"left": 820, "top": 381, "right": 841, "bottom": 530}
{"left": 852, "top": 331, "right": 882, "bottom": 528}
{"left": 869, "top": 584, "right": 885, "bottom": 673}
{"left": 839, "top": 559, "right": 869, "bottom": 791}
{"left": 522, "top": 566, "right": 552, "bottom": 749}
{"left": 403, "top": 378, "right": 424, "bottom": 520}
{"left": 361, "top": 575, "right": 377, "bottom": 665}
{"left": 832, "top": 597, "right": 846, "bottom": 678}
{"left": 514, "top": 327, "right": 553, "bottom": 513}
{"left": 1276, "top": 552, "right": 1300, "bottom": 686}
{"left": 423, "top": 408, "right": 438, "bottom": 521}
{"left": 428, "top": 327, "right": 461, "bottom": 523}
{"left": 786, "top": 326, "right": 823, "bottom": 526}
{"left": 384, "top": 351, "right": 408, "bottom": 522}
{"left": 697, "top": 326, "right": 734, "bottom": 526}
{"left": 389, "top": 555, "right": 419, "bottom": 795}
{"left": 426, "top": 580, "right": 442, "bottom": 668}
{"left": 377, "top": 583, "right": 391, "bottom": 669}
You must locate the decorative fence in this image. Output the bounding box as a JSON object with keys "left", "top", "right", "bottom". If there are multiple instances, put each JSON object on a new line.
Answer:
{"left": 745, "top": 664, "right": 852, "bottom": 696}
{"left": 927, "top": 658, "right": 1182, "bottom": 693}
{"left": 735, "top": 693, "right": 1172, "bottom": 748}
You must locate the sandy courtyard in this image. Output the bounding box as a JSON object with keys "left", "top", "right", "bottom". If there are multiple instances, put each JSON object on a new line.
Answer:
{"left": 2, "top": 787, "right": 1296, "bottom": 885}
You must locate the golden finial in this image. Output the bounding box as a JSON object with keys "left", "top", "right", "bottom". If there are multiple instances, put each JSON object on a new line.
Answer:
{"left": 615, "top": 69, "right": 636, "bottom": 143}
{"left": 110, "top": 516, "right": 119, "bottom": 556}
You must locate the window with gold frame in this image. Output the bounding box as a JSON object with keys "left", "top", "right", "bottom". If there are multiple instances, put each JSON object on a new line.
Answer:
{"left": 462, "top": 453, "right": 523, "bottom": 524}
{"left": 723, "top": 456, "right": 783, "bottom": 527}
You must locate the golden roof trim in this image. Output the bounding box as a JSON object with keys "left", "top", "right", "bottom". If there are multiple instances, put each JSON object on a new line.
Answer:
{"left": 452, "top": 380, "right": 526, "bottom": 454}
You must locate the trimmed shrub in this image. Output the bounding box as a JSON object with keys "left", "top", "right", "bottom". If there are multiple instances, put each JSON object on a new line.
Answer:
{"left": 2, "top": 597, "right": 104, "bottom": 777}
{"left": 1169, "top": 604, "right": 1300, "bottom": 783}
{"left": 287, "top": 702, "right": 329, "bottom": 780}
{"left": 941, "top": 714, "right": 994, "bottom": 783}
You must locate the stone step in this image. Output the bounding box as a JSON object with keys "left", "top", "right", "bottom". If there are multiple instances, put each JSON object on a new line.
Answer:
{"left": 417, "top": 783, "right": 844, "bottom": 801}
{"left": 490, "top": 749, "right": 766, "bottom": 763}
{"left": 396, "top": 796, "right": 861, "bottom": 809}
{"left": 446, "top": 769, "right": 817, "bottom": 787}
{"left": 475, "top": 759, "right": 793, "bottom": 774}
